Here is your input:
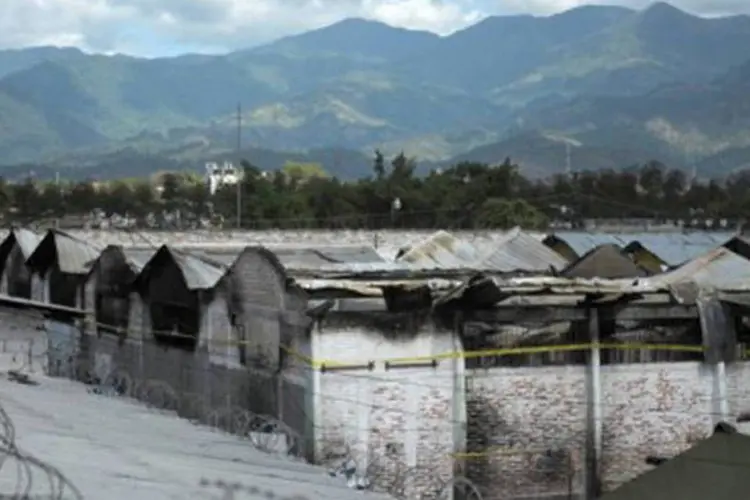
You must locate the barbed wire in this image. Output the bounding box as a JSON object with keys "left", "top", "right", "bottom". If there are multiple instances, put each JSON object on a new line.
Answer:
{"left": 2, "top": 305, "right": 747, "bottom": 499}
{"left": 0, "top": 390, "right": 84, "bottom": 499}
{"left": 22, "top": 325, "right": 482, "bottom": 500}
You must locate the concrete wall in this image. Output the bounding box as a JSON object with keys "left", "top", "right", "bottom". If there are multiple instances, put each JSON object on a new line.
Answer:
{"left": 226, "top": 248, "right": 293, "bottom": 368}
{"left": 0, "top": 244, "right": 32, "bottom": 298}
{"left": 221, "top": 248, "right": 312, "bottom": 455}
{"left": 466, "top": 360, "right": 746, "bottom": 499}
{"left": 0, "top": 306, "right": 47, "bottom": 373}
{"left": 310, "top": 314, "right": 465, "bottom": 498}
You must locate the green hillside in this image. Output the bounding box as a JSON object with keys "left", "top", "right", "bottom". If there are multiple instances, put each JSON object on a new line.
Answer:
{"left": 2, "top": 3, "right": 750, "bottom": 177}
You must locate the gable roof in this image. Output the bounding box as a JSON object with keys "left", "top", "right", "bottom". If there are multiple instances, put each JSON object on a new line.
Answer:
{"left": 397, "top": 230, "right": 481, "bottom": 269}
{"left": 85, "top": 245, "right": 158, "bottom": 279}
{"left": 601, "top": 423, "right": 750, "bottom": 500}
{"left": 543, "top": 233, "right": 628, "bottom": 258}
{"left": 476, "top": 227, "right": 569, "bottom": 273}
{"left": 562, "top": 244, "right": 648, "bottom": 279}
{"left": 135, "top": 245, "right": 226, "bottom": 291}
{"left": 646, "top": 246, "right": 750, "bottom": 291}
{"left": 624, "top": 232, "right": 732, "bottom": 267}
{"left": 398, "top": 229, "right": 565, "bottom": 273}
{"left": 26, "top": 229, "right": 102, "bottom": 275}
{"left": 0, "top": 227, "right": 42, "bottom": 267}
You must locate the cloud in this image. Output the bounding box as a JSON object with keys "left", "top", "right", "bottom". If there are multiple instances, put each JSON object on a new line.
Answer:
{"left": 1, "top": 0, "right": 750, "bottom": 57}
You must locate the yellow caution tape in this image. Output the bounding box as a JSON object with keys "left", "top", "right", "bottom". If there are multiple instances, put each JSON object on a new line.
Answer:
{"left": 281, "top": 343, "right": 710, "bottom": 370}
{"left": 85, "top": 320, "right": 731, "bottom": 371}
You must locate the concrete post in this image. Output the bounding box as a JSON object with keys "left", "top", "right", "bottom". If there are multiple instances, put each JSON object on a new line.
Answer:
{"left": 584, "top": 307, "right": 602, "bottom": 499}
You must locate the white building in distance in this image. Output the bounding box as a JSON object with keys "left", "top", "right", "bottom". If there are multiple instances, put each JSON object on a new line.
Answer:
{"left": 205, "top": 162, "right": 242, "bottom": 195}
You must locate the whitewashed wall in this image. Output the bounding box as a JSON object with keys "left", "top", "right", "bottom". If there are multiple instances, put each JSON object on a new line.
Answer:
{"left": 309, "top": 319, "right": 465, "bottom": 498}
{"left": 466, "top": 360, "right": 750, "bottom": 499}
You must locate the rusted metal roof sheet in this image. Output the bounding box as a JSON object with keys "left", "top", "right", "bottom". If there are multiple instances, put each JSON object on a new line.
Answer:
{"left": 646, "top": 247, "right": 750, "bottom": 291}
{"left": 397, "top": 230, "right": 481, "bottom": 269}
{"left": 477, "top": 227, "right": 569, "bottom": 272}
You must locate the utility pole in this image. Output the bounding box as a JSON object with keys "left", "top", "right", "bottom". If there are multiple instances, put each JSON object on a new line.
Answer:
{"left": 236, "top": 102, "right": 242, "bottom": 229}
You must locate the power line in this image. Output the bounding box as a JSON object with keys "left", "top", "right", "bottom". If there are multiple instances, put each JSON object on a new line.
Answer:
{"left": 236, "top": 102, "right": 243, "bottom": 230}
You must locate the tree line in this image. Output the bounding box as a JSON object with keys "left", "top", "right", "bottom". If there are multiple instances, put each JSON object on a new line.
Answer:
{"left": 2, "top": 154, "right": 748, "bottom": 229}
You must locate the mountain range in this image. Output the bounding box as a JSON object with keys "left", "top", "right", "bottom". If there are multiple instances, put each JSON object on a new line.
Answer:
{"left": 2, "top": 2, "right": 750, "bottom": 179}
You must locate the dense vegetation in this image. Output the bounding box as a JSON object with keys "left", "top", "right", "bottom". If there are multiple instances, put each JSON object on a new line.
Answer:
{"left": 6, "top": 156, "right": 749, "bottom": 230}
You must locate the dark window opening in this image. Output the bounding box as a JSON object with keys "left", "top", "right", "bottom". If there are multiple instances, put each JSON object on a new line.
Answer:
{"left": 6, "top": 248, "right": 31, "bottom": 299}
{"left": 150, "top": 300, "right": 200, "bottom": 351}
{"left": 96, "top": 291, "right": 130, "bottom": 337}
{"left": 49, "top": 268, "right": 80, "bottom": 309}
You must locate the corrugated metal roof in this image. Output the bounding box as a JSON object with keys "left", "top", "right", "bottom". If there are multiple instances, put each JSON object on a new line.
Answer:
{"left": 477, "top": 227, "right": 569, "bottom": 272}
{"left": 131, "top": 243, "right": 385, "bottom": 270}
{"left": 544, "top": 232, "right": 628, "bottom": 257}
{"left": 268, "top": 244, "right": 385, "bottom": 267}
{"left": 545, "top": 231, "right": 735, "bottom": 266}
{"left": 625, "top": 232, "right": 734, "bottom": 266}
{"left": 12, "top": 228, "right": 42, "bottom": 259}
{"left": 646, "top": 247, "right": 750, "bottom": 291}
{"left": 563, "top": 244, "right": 648, "bottom": 279}
{"left": 168, "top": 247, "right": 227, "bottom": 290}
{"left": 50, "top": 230, "right": 102, "bottom": 275}
{"left": 122, "top": 247, "right": 158, "bottom": 273}
{"left": 397, "top": 230, "right": 482, "bottom": 269}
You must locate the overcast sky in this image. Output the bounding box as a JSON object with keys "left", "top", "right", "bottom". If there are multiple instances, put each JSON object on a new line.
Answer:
{"left": 1, "top": 1, "right": 748, "bottom": 57}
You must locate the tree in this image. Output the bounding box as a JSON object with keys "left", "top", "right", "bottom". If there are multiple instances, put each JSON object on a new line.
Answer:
{"left": 160, "top": 173, "right": 182, "bottom": 212}
{"left": 67, "top": 181, "right": 98, "bottom": 214}
{"left": 131, "top": 181, "right": 156, "bottom": 217}
{"left": 0, "top": 158, "right": 743, "bottom": 229}
{"left": 475, "top": 198, "right": 548, "bottom": 229}
{"left": 12, "top": 178, "right": 39, "bottom": 219}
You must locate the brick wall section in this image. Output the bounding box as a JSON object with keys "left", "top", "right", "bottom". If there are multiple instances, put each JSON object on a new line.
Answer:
{"left": 726, "top": 362, "right": 750, "bottom": 435}
{"left": 468, "top": 365, "right": 587, "bottom": 499}
{"left": 467, "top": 361, "right": 734, "bottom": 498}
{"left": 0, "top": 307, "right": 46, "bottom": 373}
{"left": 599, "top": 362, "right": 714, "bottom": 490}
{"left": 312, "top": 318, "right": 462, "bottom": 498}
